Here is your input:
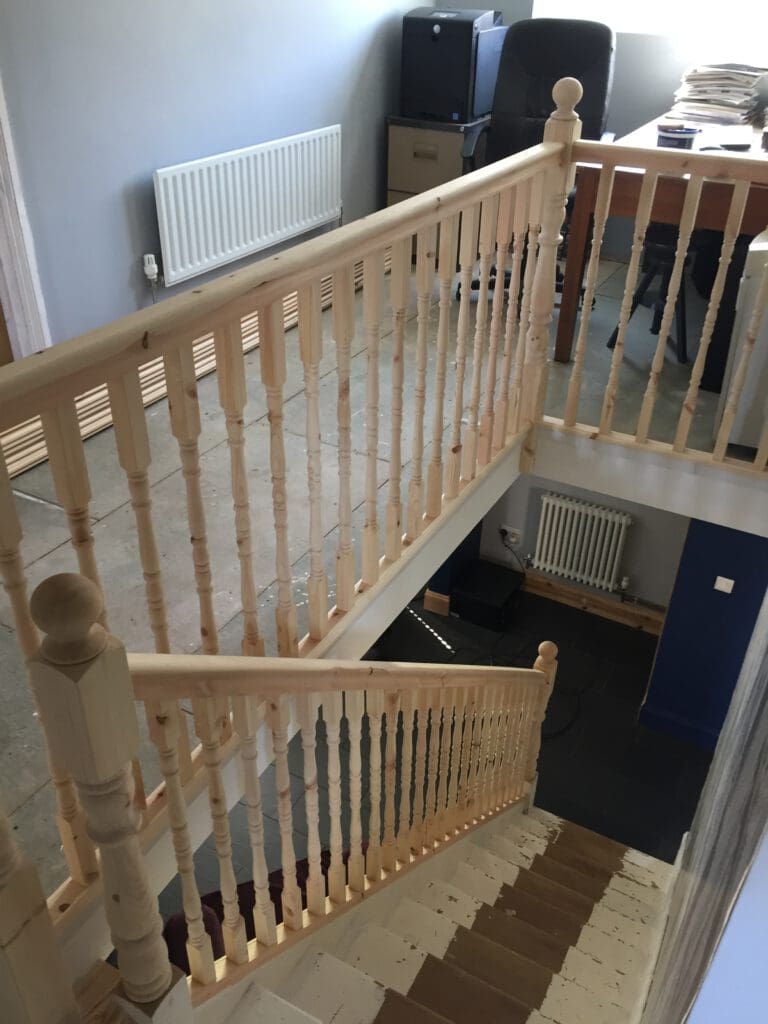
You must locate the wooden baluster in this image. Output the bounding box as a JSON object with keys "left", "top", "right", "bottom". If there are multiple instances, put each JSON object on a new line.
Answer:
{"left": 563, "top": 165, "right": 616, "bottom": 427}
{"left": 526, "top": 642, "right": 559, "bottom": 789}
{"left": 298, "top": 284, "right": 329, "bottom": 639}
{"left": 296, "top": 693, "right": 326, "bottom": 917}
{"left": 446, "top": 205, "right": 479, "bottom": 500}
{"left": 362, "top": 253, "right": 384, "bottom": 586}
{"left": 332, "top": 267, "right": 357, "bottom": 614}
{"left": 365, "top": 690, "right": 384, "bottom": 882}
{"left": 445, "top": 687, "right": 466, "bottom": 837}
{"left": 432, "top": 691, "right": 454, "bottom": 844}
{"left": 345, "top": 691, "right": 366, "bottom": 893}
{"left": 479, "top": 190, "right": 514, "bottom": 467}
{"left": 426, "top": 215, "right": 459, "bottom": 519}
{"left": 322, "top": 692, "right": 347, "bottom": 905}
{"left": 109, "top": 370, "right": 193, "bottom": 783}
{"left": 213, "top": 323, "right": 265, "bottom": 656}
{"left": 509, "top": 177, "right": 544, "bottom": 437}
{"left": 483, "top": 686, "right": 503, "bottom": 817}
{"left": 713, "top": 259, "right": 768, "bottom": 461}
{"left": 0, "top": 455, "right": 98, "bottom": 884}
{"left": 422, "top": 691, "right": 442, "bottom": 849}
{"left": 259, "top": 304, "right": 299, "bottom": 655}
{"left": 508, "top": 686, "right": 530, "bottom": 804}
{"left": 267, "top": 696, "right": 303, "bottom": 930}
{"left": 502, "top": 688, "right": 523, "bottom": 806}
{"left": 146, "top": 700, "right": 216, "bottom": 983}
{"left": 409, "top": 690, "right": 429, "bottom": 855}
{"left": 231, "top": 696, "right": 278, "bottom": 945}
{"left": 467, "top": 686, "right": 488, "bottom": 819}
{"left": 29, "top": 574, "right": 172, "bottom": 1005}
{"left": 461, "top": 196, "right": 498, "bottom": 484}
{"left": 405, "top": 228, "right": 438, "bottom": 544}
{"left": 476, "top": 685, "right": 494, "bottom": 818}
{"left": 456, "top": 687, "right": 478, "bottom": 829}
{"left": 518, "top": 81, "right": 583, "bottom": 450}
{"left": 396, "top": 690, "right": 416, "bottom": 864}
{"left": 754, "top": 420, "right": 768, "bottom": 472}
{"left": 164, "top": 346, "right": 218, "bottom": 653}
{"left": 599, "top": 172, "right": 660, "bottom": 436}
{"left": 493, "top": 182, "right": 529, "bottom": 454}
{"left": 674, "top": 181, "right": 750, "bottom": 452}
{"left": 635, "top": 176, "right": 704, "bottom": 444}
{"left": 382, "top": 690, "right": 400, "bottom": 871}
{"left": 192, "top": 696, "right": 248, "bottom": 962}
{"left": 386, "top": 239, "right": 411, "bottom": 563}
{"left": 497, "top": 686, "right": 517, "bottom": 809}
{"left": 0, "top": 804, "right": 81, "bottom": 1024}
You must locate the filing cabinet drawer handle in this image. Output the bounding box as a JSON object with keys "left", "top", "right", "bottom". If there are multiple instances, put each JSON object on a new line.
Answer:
{"left": 413, "top": 143, "right": 439, "bottom": 161}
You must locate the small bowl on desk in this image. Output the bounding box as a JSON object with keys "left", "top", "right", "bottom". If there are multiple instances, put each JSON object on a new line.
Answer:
{"left": 657, "top": 124, "right": 700, "bottom": 150}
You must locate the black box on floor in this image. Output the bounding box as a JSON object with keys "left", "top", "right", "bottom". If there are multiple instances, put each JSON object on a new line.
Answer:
{"left": 451, "top": 560, "right": 524, "bottom": 632}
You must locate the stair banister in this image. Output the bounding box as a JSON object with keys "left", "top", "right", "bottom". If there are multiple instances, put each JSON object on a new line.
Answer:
{"left": 526, "top": 640, "right": 559, "bottom": 802}
{"left": 28, "top": 572, "right": 174, "bottom": 1008}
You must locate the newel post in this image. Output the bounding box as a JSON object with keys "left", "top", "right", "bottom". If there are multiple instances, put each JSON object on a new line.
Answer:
{"left": 28, "top": 574, "right": 177, "bottom": 1012}
{"left": 525, "top": 641, "right": 559, "bottom": 811}
{"left": 518, "top": 78, "right": 582, "bottom": 464}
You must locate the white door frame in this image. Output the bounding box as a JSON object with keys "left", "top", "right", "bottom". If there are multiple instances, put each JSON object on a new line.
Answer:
{"left": 0, "top": 70, "right": 51, "bottom": 360}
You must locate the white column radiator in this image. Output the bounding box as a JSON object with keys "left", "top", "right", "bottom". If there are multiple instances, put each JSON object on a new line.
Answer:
{"left": 533, "top": 493, "right": 632, "bottom": 593}
{"left": 154, "top": 125, "right": 342, "bottom": 286}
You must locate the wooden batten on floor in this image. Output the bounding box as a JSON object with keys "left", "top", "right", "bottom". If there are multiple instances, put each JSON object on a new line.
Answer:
{"left": 423, "top": 589, "right": 450, "bottom": 616}
{"left": 522, "top": 569, "right": 665, "bottom": 636}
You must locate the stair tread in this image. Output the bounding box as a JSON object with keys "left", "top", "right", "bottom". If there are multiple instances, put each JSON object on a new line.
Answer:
{"left": 228, "top": 984, "right": 322, "bottom": 1024}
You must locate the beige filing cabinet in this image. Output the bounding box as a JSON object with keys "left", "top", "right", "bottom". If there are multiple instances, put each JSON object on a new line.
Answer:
{"left": 387, "top": 115, "right": 491, "bottom": 206}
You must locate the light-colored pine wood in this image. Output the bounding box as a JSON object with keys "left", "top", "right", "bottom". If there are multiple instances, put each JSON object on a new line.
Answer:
{"left": 461, "top": 197, "right": 499, "bottom": 484}
{"left": 332, "top": 267, "right": 357, "bottom": 614}
{"left": 468, "top": 685, "right": 488, "bottom": 817}
{"left": 192, "top": 695, "right": 249, "bottom": 963}
{"left": 523, "top": 568, "right": 665, "bottom": 634}
{"left": 457, "top": 687, "right": 478, "bottom": 821}
{"left": 213, "top": 323, "right": 265, "bottom": 657}
{"left": 164, "top": 346, "right": 219, "bottom": 653}
{"left": 362, "top": 252, "right": 384, "bottom": 586}
{"left": 296, "top": 693, "right": 326, "bottom": 917}
{"left": 345, "top": 690, "right": 366, "bottom": 893}
{"left": 509, "top": 176, "right": 544, "bottom": 436}
{"left": 230, "top": 695, "right": 278, "bottom": 946}
{"left": 405, "top": 227, "right": 438, "bottom": 543}
{"left": 479, "top": 189, "right": 514, "bottom": 467}
{"left": 0, "top": 805, "right": 81, "bottom": 1024}
{"left": 755, "top": 419, "right": 768, "bottom": 472}
{"left": 422, "top": 588, "right": 450, "bottom": 616}
{"left": 396, "top": 690, "right": 415, "bottom": 864}
{"left": 526, "top": 641, "right": 559, "bottom": 784}
{"left": 573, "top": 137, "right": 768, "bottom": 183}
{"left": 146, "top": 699, "right": 216, "bottom": 984}
{"left": 422, "top": 691, "right": 442, "bottom": 848}
{"left": 713, "top": 258, "right": 768, "bottom": 461}
{"left": 385, "top": 239, "right": 411, "bottom": 563}
{"left": 445, "top": 686, "right": 466, "bottom": 836}
{"left": 483, "top": 685, "right": 503, "bottom": 816}
{"left": 426, "top": 215, "right": 459, "bottom": 519}
{"left": 445, "top": 205, "right": 479, "bottom": 500}
{"left": 599, "top": 171, "right": 660, "bottom": 436}
{"left": 492, "top": 686, "right": 512, "bottom": 810}
{"left": 365, "top": 689, "right": 384, "bottom": 882}
{"left": 635, "top": 175, "right": 704, "bottom": 444}
{"left": 322, "top": 691, "right": 347, "bottom": 905}
{"left": 28, "top": 573, "right": 172, "bottom": 1005}
{"left": 563, "top": 164, "right": 616, "bottom": 427}
{"left": 298, "top": 283, "right": 329, "bottom": 640}
{"left": 433, "top": 689, "right": 454, "bottom": 843}
{"left": 266, "top": 696, "right": 304, "bottom": 931}
{"left": 258, "top": 303, "right": 299, "bottom": 656}
{"left": 409, "top": 689, "right": 429, "bottom": 856}
{"left": 381, "top": 689, "right": 400, "bottom": 871}
{"left": 493, "top": 182, "right": 529, "bottom": 454}
{"left": 674, "top": 181, "right": 750, "bottom": 452}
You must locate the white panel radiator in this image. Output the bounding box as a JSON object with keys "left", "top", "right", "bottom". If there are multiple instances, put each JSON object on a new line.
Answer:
{"left": 154, "top": 125, "right": 342, "bottom": 286}
{"left": 533, "top": 493, "right": 632, "bottom": 593}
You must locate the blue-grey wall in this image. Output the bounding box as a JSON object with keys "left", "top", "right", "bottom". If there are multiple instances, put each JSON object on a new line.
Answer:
{"left": 0, "top": 0, "right": 416, "bottom": 343}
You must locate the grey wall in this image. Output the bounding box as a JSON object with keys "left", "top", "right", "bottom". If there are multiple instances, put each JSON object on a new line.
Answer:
{"left": 0, "top": 0, "right": 416, "bottom": 343}
{"left": 480, "top": 475, "right": 690, "bottom": 607}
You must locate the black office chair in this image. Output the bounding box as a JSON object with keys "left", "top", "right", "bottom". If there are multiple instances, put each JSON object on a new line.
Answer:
{"left": 461, "top": 18, "right": 615, "bottom": 298}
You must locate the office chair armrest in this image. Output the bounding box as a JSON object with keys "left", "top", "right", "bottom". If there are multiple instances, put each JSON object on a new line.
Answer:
{"left": 600, "top": 131, "right": 616, "bottom": 143}
{"left": 461, "top": 122, "right": 491, "bottom": 168}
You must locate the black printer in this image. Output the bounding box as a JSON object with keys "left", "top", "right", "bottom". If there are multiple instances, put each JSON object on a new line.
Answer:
{"left": 400, "top": 8, "right": 506, "bottom": 123}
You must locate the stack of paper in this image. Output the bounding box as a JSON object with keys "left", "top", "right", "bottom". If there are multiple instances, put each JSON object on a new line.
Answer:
{"left": 671, "top": 63, "right": 768, "bottom": 124}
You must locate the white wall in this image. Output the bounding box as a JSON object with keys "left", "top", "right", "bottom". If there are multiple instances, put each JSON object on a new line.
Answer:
{"left": 480, "top": 474, "right": 690, "bottom": 607}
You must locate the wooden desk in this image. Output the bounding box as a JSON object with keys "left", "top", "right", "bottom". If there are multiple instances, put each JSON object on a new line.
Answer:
{"left": 555, "top": 118, "right": 768, "bottom": 363}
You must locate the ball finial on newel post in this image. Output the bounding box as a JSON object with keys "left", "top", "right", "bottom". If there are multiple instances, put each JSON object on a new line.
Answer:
{"left": 534, "top": 640, "right": 559, "bottom": 684}
{"left": 30, "top": 572, "right": 108, "bottom": 666}
{"left": 551, "top": 77, "right": 583, "bottom": 122}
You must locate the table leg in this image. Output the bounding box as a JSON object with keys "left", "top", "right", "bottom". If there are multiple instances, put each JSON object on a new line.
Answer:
{"left": 555, "top": 170, "right": 598, "bottom": 363}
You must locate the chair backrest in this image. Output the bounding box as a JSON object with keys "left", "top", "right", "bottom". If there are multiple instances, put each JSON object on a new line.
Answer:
{"left": 485, "top": 18, "right": 615, "bottom": 163}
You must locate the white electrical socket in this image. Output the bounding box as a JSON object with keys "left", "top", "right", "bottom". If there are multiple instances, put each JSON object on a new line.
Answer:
{"left": 500, "top": 524, "right": 521, "bottom": 545}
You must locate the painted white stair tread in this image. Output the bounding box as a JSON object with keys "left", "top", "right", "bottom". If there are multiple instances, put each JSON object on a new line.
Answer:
{"left": 464, "top": 841, "right": 522, "bottom": 886}
{"left": 415, "top": 878, "right": 486, "bottom": 927}
{"left": 284, "top": 951, "right": 387, "bottom": 1024}
{"left": 386, "top": 898, "right": 455, "bottom": 958}
{"left": 225, "top": 982, "right": 322, "bottom": 1024}
{"left": 337, "top": 922, "right": 427, "bottom": 995}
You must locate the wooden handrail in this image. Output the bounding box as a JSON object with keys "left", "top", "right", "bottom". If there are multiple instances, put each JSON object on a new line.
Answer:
{"left": 0, "top": 143, "right": 560, "bottom": 431}
{"left": 571, "top": 140, "right": 768, "bottom": 185}
{"left": 128, "top": 652, "right": 545, "bottom": 701}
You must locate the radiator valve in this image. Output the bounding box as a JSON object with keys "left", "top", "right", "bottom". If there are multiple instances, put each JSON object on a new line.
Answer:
{"left": 143, "top": 253, "right": 159, "bottom": 285}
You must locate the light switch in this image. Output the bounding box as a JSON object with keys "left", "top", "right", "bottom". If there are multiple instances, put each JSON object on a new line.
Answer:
{"left": 714, "top": 576, "right": 735, "bottom": 594}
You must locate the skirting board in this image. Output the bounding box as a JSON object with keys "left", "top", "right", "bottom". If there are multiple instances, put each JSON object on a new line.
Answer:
{"left": 523, "top": 569, "right": 666, "bottom": 636}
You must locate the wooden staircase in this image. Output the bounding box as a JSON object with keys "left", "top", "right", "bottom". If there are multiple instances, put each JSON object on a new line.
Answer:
{"left": 232, "top": 807, "right": 672, "bottom": 1024}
